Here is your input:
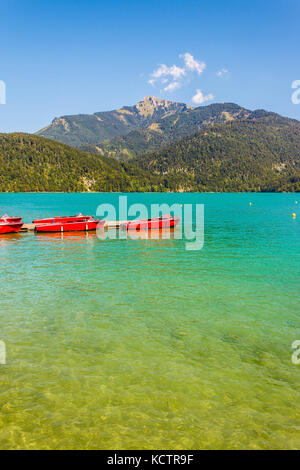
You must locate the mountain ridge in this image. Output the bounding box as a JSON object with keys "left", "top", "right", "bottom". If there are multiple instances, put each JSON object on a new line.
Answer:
{"left": 37, "top": 97, "right": 300, "bottom": 169}
{"left": 82, "top": 102, "right": 255, "bottom": 159}
{"left": 4, "top": 97, "right": 300, "bottom": 193}
{"left": 81, "top": 103, "right": 299, "bottom": 161}
{"left": 36, "top": 96, "right": 190, "bottom": 147}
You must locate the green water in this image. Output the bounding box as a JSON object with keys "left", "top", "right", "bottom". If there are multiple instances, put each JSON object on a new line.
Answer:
{"left": 0, "top": 193, "right": 299, "bottom": 450}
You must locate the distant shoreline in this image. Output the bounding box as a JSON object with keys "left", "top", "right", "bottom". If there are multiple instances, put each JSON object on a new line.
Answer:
{"left": 0, "top": 191, "right": 298, "bottom": 194}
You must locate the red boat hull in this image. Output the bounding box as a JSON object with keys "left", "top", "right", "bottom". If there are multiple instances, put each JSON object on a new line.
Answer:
{"left": 33, "top": 215, "right": 93, "bottom": 224}
{"left": 35, "top": 219, "right": 105, "bottom": 233}
{"left": 0, "top": 216, "right": 22, "bottom": 223}
{"left": 0, "top": 222, "right": 23, "bottom": 234}
{"left": 123, "top": 216, "right": 180, "bottom": 231}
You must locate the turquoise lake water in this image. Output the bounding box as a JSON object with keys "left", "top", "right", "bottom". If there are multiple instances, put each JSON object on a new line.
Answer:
{"left": 0, "top": 193, "right": 299, "bottom": 449}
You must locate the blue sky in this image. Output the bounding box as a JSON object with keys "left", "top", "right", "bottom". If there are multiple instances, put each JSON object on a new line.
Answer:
{"left": 0, "top": 0, "right": 299, "bottom": 133}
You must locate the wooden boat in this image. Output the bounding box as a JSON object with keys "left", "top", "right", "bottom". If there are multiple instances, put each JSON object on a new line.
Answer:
{"left": 0, "top": 214, "right": 23, "bottom": 223}
{"left": 33, "top": 213, "right": 93, "bottom": 224}
{"left": 0, "top": 221, "right": 23, "bottom": 234}
{"left": 121, "top": 214, "right": 180, "bottom": 231}
{"left": 35, "top": 219, "right": 105, "bottom": 233}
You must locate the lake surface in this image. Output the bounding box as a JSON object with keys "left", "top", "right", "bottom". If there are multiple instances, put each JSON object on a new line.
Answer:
{"left": 0, "top": 193, "right": 299, "bottom": 450}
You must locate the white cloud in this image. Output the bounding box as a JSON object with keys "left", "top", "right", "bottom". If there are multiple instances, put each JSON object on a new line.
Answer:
{"left": 148, "top": 53, "right": 213, "bottom": 101}
{"left": 192, "top": 89, "right": 214, "bottom": 104}
{"left": 151, "top": 63, "right": 185, "bottom": 81}
{"left": 148, "top": 52, "right": 206, "bottom": 91}
{"left": 163, "top": 81, "right": 181, "bottom": 92}
{"left": 181, "top": 53, "right": 206, "bottom": 75}
{"left": 216, "top": 68, "right": 229, "bottom": 78}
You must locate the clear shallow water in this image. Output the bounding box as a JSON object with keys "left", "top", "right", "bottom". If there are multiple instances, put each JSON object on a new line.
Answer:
{"left": 0, "top": 193, "right": 299, "bottom": 450}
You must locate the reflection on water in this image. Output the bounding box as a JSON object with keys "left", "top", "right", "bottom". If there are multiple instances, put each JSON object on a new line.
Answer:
{"left": 0, "top": 193, "right": 299, "bottom": 450}
{"left": 0, "top": 233, "right": 22, "bottom": 243}
{"left": 35, "top": 227, "right": 179, "bottom": 242}
{"left": 35, "top": 231, "right": 99, "bottom": 242}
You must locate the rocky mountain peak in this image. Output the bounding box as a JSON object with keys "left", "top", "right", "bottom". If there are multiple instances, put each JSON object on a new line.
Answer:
{"left": 135, "top": 96, "right": 190, "bottom": 117}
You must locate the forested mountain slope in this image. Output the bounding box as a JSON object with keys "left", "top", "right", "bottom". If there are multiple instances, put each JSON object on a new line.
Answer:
{"left": 132, "top": 119, "right": 300, "bottom": 192}
{"left": 0, "top": 133, "right": 162, "bottom": 192}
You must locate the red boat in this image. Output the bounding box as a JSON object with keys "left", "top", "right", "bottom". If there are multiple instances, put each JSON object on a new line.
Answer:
{"left": 0, "top": 221, "right": 23, "bottom": 234}
{"left": 122, "top": 214, "right": 180, "bottom": 231}
{"left": 0, "top": 214, "right": 23, "bottom": 223}
{"left": 33, "top": 214, "right": 93, "bottom": 224}
{"left": 35, "top": 219, "right": 105, "bottom": 233}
